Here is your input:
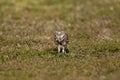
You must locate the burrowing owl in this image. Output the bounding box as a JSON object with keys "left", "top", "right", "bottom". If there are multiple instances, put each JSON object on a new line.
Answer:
{"left": 54, "top": 30, "right": 69, "bottom": 53}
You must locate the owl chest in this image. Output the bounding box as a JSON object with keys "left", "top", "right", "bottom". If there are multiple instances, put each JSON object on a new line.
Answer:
{"left": 57, "top": 40, "right": 66, "bottom": 46}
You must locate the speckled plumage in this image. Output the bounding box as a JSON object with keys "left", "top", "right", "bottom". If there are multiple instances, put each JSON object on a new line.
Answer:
{"left": 54, "top": 30, "right": 69, "bottom": 53}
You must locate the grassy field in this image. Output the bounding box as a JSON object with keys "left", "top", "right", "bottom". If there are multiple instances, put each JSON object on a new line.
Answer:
{"left": 0, "top": 0, "right": 120, "bottom": 80}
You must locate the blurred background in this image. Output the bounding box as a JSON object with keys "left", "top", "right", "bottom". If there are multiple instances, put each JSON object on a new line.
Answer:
{"left": 0, "top": 0, "right": 120, "bottom": 80}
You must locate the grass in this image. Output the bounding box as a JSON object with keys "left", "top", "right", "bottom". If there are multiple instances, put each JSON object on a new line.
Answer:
{"left": 0, "top": 0, "right": 120, "bottom": 80}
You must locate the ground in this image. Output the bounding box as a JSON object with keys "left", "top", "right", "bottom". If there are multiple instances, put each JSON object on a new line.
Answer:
{"left": 0, "top": 0, "right": 120, "bottom": 80}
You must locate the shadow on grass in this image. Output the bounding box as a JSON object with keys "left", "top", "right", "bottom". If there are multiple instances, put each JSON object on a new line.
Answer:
{"left": 36, "top": 48, "right": 69, "bottom": 59}
{"left": 38, "top": 47, "right": 70, "bottom": 57}
{"left": 52, "top": 48, "right": 69, "bottom": 54}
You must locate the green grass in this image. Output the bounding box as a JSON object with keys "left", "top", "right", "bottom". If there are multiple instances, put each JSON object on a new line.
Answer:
{"left": 0, "top": 0, "right": 120, "bottom": 80}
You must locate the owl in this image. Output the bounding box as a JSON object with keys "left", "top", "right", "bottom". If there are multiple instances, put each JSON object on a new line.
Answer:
{"left": 54, "top": 30, "right": 69, "bottom": 53}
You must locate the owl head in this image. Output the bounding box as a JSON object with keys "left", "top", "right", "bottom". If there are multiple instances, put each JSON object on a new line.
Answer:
{"left": 54, "top": 30, "right": 65, "bottom": 42}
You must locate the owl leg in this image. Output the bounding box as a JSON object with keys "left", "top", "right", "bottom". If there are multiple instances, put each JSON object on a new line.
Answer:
{"left": 58, "top": 45, "right": 61, "bottom": 53}
{"left": 62, "top": 46, "right": 66, "bottom": 53}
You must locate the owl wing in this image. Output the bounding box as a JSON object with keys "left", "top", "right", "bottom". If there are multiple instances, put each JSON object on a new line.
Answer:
{"left": 54, "top": 33, "right": 59, "bottom": 45}
{"left": 64, "top": 33, "right": 69, "bottom": 44}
